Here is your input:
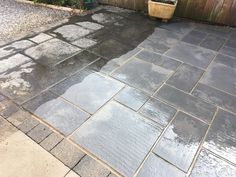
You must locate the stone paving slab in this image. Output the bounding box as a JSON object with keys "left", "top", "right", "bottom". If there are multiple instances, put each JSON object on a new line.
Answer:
{"left": 0, "top": 6, "right": 236, "bottom": 177}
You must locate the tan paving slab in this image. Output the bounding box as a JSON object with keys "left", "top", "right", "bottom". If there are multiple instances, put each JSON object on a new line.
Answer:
{"left": 0, "top": 130, "right": 70, "bottom": 177}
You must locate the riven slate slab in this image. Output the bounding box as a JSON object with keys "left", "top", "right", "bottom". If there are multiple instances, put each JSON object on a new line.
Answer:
{"left": 29, "top": 33, "right": 53, "bottom": 44}
{"left": 112, "top": 58, "right": 173, "bottom": 94}
{"left": 190, "top": 149, "right": 236, "bottom": 177}
{"left": 114, "top": 86, "right": 149, "bottom": 111}
{"left": 225, "top": 39, "right": 236, "bottom": 49}
{"left": 165, "top": 42, "right": 216, "bottom": 69}
{"left": 23, "top": 91, "right": 89, "bottom": 136}
{"left": 136, "top": 50, "right": 181, "bottom": 71}
{"left": 0, "top": 61, "right": 66, "bottom": 104}
{"left": 139, "top": 98, "right": 176, "bottom": 128}
{"left": 24, "top": 38, "right": 81, "bottom": 67}
{"left": 219, "top": 46, "right": 236, "bottom": 58}
{"left": 155, "top": 85, "right": 216, "bottom": 124}
{"left": 139, "top": 39, "right": 170, "bottom": 54}
{"left": 51, "top": 70, "right": 124, "bottom": 114}
{"left": 166, "top": 63, "right": 204, "bottom": 92}
{"left": 181, "top": 30, "right": 207, "bottom": 45}
{"left": 72, "top": 101, "right": 161, "bottom": 177}
{"left": 137, "top": 153, "right": 185, "bottom": 177}
{"left": 204, "top": 109, "right": 236, "bottom": 165}
{"left": 200, "top": 35, "right": 226, "bottom": 51}
{"left": 200, "top": 54, "right": 236, "bottom": 96}
{"left": 193, "top": 83, "right": 236, "bottom": 114}
{"left": 0, "top": 40, "right": 34, "bottom": 59}
{"left": 154, "top": 111, "right": 208, "bottom": 172}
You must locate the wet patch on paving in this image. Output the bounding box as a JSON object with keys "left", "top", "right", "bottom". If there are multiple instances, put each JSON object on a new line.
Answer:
{"left": 0, "top": 5, "right": 236, "bottom": 177}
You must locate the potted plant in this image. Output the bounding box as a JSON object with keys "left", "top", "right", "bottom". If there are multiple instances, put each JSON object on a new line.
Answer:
{"left": 148, "top": 0, "right": 178, "bottom": 22}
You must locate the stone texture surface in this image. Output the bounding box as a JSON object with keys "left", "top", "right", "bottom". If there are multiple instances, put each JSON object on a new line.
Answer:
{"left": 27, "top": 123, "right": 52, "bottom": 143}
{"left": 30, "top": 33, "right": 53, "bottom": 43}
{"left": 51, "top": 139, "right": 85, "bottom": 168}
{"left": 154, "top": 112, "right": 208, "bottom": 172}
{"left": 204, "top": 109, "right": 236, "bottom": 164}
{"left": 72, "top": 101, "right": 161, "bottom": 177}
{"left": 137, "top": 153, "right": 185, "bottom": 177}
{"left": 73, "top": 155, "right": 110, "bottom": 177}
{"left": 190, "top": 149, "right": 236, "bottom": 177}
{"left": 40, "top": 132, "right": 63, "bottom": 151}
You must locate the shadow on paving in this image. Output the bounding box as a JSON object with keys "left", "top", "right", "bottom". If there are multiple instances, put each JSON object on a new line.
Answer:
{"left": 0, "top": 5, "right": 236, "bottom": 177}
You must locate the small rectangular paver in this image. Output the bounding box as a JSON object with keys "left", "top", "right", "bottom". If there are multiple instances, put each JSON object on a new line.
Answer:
{"left": 190, "top": 149, "right": 236, "bottom": 177}
{"left": 137, "top": 153, "right": 185, "bottom": 177}
{"left": 155, "top": 84, "right": 216, "bottom": 124}
{"left": 166, "top": 63, "right": 204, "bottom": 92}
{"left": 112, "top": 58, "right": 173, "bottom": 94}
{"left": 0, "top": 100, "right": 19, "bottom": 118}
{"left": 40, "top": 132, "right": 63, "bottom": 151}
{"left": 23, "top": 91, "right": 90, "bottom": 136}
{"left": 27, "top": 123, "right": 52, "bottom": 143}
{"left": 76, "top": 21, "right": 104, "bottom": 30}
{"left": 51, "top": 70, "right": 124, "bottom": 114}
{"left": 7, "top": 110, "right": 32, "bottom": 127}
{"left": 139, "top": 98, "right": 176, "bottom": 128}
{"left": 154, "top": 111, "right": 208, "bottom": 172}
{"left": 73, "top": 155, "right": 110, "bottom": 177}
{"left": 29, "top": 33, "right": 53, "bottom": 43}
{"left": 24, "top": 38, "right": 81, "bottom": 67}
{"left": 165, "top": 42, "right": 216, "bottom": 69}
{"left": 18, "top": 117, "right": 39, "bottom": 133}
{"left": 71, "top": 101, "right": 161, "bottom": 177}
{"left": 203, "top": 109, "right": 236, "bottom": 164}
{"left": 114, "top": 86, "right": 149, "bottom": 111}
{"left": 51, "top": 139, "right": 85, "bottom": 168}
{"left": 193, "top": 83, "right": 236, "bottom": 114}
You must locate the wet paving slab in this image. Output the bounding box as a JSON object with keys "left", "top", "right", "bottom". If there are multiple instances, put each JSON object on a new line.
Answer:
{"left": 0, "top": 6, "right": 236, "bottom": 177}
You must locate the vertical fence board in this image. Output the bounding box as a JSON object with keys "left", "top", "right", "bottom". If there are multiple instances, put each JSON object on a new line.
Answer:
{"left": 98, "top": 0, "right": 236, "bottom": 26}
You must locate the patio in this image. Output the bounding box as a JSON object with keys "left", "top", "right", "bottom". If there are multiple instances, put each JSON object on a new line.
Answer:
{"left": 0, "top": 5, "right": 236, "bottom": 177}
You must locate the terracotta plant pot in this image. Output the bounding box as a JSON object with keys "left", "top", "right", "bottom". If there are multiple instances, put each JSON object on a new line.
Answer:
{"left": 148, "top": 0, "right": 177, "bottom": 22}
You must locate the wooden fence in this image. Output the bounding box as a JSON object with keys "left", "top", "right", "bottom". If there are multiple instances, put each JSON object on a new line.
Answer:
{"left": 98, "top": 0, "right": 236, "bottom": 26}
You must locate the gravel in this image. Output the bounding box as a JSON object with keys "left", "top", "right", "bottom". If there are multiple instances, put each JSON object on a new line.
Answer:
{"left": 0, "top": 0, "right": 71, "bottom": 43}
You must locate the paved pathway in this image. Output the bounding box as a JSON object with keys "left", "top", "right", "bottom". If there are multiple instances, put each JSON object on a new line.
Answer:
{"left": 0, "top": 0, "right": 70, "bottom": 44}
{"left": 0, "top": 5, "right": 236, "bottom": 177}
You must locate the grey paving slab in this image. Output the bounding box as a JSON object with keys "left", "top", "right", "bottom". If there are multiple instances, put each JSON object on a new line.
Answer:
{"left": 73, "top": 156, "right": 110, "bottom": 177}
{"left": 23, "top": 91, "right": 89, "bottom": 136}
{"left": 0, "top": 40, "right": 34, "bottom": 59}
{"left": 181, "top": 30, "right": 207, "bottom": 45}
{"left": 154, "top": 111, "right": 208, "bottom": 172}
{"left": 200, "top": 35, "right": 226, "bottom": 51}
{"left": 76, "top": 21, "right": 104, "bottom": 30}
{"left": 137, "top": 153, "right": 185, "bottom": 177}
{"left": 0, "top": 100, "right": 19, "bottom": 118}
{"left": 225, "top": 39, "right": 236, "bottom": 49}
{"left": 53, "top": 24, "right": 92, "bottom": 41}
{"left": 166, "top": 63, "right": 204, "bottom": 92}
{"left": 27, "top": 123, "right": 52, "bottom": 143}
{"left": 29, "top": 33, "right": 53, "bottom": 44}
{"left": 139, "top": 39, "right": 170, "bottom": 54}
{"left": 24, "top": 38, "right": 81, "bottom": 67}
{"left": 72, "top": 38, "right": 97, "bottom": 49}
{"left": 112, "top": 58, "right": 173, "bottom": 94}
{"left": 165, "top": 42, "right": 216, "bottom": 69}
{"left": 155, "top": 85, "right": 216, "bottom": 124}
{"left": 71, "top": 101, "right": 161, "bottom": 177}
{"left": 200, "top": 54, "right": 236, "bottom": 96}
{"left": 193, "top": 83, "right": 236, "bottom": 114}
{"left": 114, "top": 86, "right": 149, "bottom": 111}
{"left": 18, "top": 117, "right": 39, "bottom": 133}
{"left": 90, "top": 39, "right": 133, "bottom": 60}
{"left": 55, "top": 51, "right": 100, "bottom": 76}
{"left": 190, "top": 149, "right": 236, "bottom": 177}
{"left": 40, "top": 132, "right": 63, "bottom": 151}
{"left": 219, "top": 46, "right": 236, "bottom": 58}
{"left": 139, "top": 98, "right": 176, "bottom": 128}
{"left": 7, "top": 110, "right": 31, "bottom": 127}
{"left": 136, "top": 49, "right": 181, "bottom": 71}
{"left": 204, "top": 109, "right": 236, "bottom": 165}
{"left": 0, "top": 54, "right": 31, "bottom": 74}
{"left": 51, "top": 139, "right": 85, "bottom": 168}
{"left": 0, "top": 61, "right": 66, "bottom": 104}
{"left": 51, "top": 70, "right": 124, "bottom": 114}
